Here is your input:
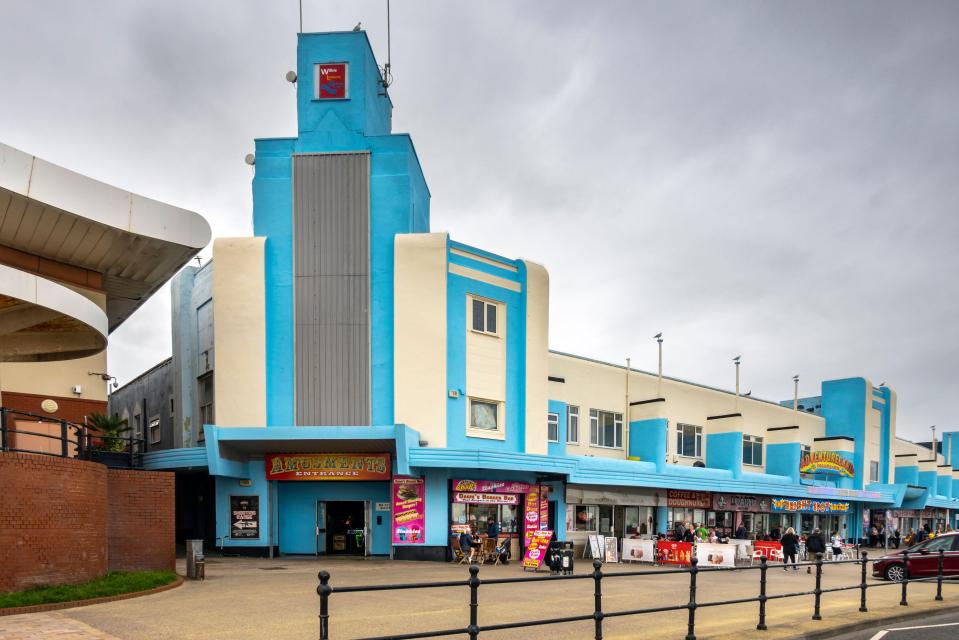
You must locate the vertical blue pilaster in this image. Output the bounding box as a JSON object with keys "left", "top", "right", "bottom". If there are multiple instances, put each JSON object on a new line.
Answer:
{"left": 628, "top": 418, "right": 667, "bottom": 471}
{"left": 706, "top": 432, "right": 744, "bottom": 479}
{"left": 766, "top": 443, "right": 800, "bottom": 482}
{"left": 656, "top": 505, "right": 668, "bottom": 535}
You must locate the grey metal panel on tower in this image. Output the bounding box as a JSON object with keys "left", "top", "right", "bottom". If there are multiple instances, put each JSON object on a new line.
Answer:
{"left": 293, "top": 153, "right": 371, "bottom": 426}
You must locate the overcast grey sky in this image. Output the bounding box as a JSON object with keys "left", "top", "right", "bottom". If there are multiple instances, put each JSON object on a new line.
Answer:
{"left": 1, "top": 1, "right": 956, "bottom": 442}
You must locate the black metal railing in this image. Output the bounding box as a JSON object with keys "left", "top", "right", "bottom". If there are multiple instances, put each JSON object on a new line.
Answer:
{"left": 317, "top": 550, "right": 957, "bottom": 640}
{"left": 0, "top": 407, "right": 144, "bottom": 468}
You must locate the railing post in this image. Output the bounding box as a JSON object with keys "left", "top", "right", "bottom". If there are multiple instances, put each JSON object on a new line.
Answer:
{"left": 859, "top": 551, "right": 868, "bottom": 613}
{"left": 900, "top": 551, "right": 909, "bottom": 606}
{"left": 756, "top": 555, "right": 768, "bottom": 631}
{"left": 468, "top": 563, "right": 480, "bottom": 639}
{"left": 60, "top": 419, "right": 69, "bottom": 458}
{"left": 129, "top": 428, "right": 135, "bottom": 467}
{"left": 935, "top": 549, "right": 944, "bottom": 601}
{"left": 76, "top": 424, "right": 85, "bottom": 458}
{"left": 812, "top": 553, "right": 823, "bottom": 620}
{"left": 685, "top": 556, "right": 698, "bottom": 640}
{"left": 1, "top": 407, "right": 8, "bottom": 451}
{"left": 317, "top": 570, "right": 331, "bottom": 640}
{"left": 592, "top": 558, "right": 604, "bottom": 640}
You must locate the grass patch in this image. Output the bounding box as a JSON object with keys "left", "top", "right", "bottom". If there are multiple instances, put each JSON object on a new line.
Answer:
{"left": 0, "top": 570, "right": 177, "bottom": 609}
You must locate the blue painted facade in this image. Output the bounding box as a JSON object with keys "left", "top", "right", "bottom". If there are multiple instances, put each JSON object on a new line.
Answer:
{"left": 141, "top": 30, "right": 959, "bottom": 558}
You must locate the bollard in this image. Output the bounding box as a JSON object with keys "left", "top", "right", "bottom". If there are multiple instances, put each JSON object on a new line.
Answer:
{"left": 468, "top": 564, "right": 481, "bottom": 640}
{"left": 812, "top": 554, "right": 823, "bottom": 620}
{"left": 900, "top": 551, "right": 909, "bottom": 606}
{"left": 685, "top": 556, "right": 699, "bottom": 640}
{"left": 592, "top": 559, "right": 604, "bottom": 640}
{"left": 936, "top": 549, "right": 944, "bottom": 601}
{"left": 756, "top": 555, "right": 768, "bottom": 631}
{"left": 859, "top": 551, "right": 868, "bottom": 612}
{"left": 317, "top": 571, "right": 332, "bottom": 640}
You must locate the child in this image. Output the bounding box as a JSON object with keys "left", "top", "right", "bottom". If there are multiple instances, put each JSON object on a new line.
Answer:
{"left": 830, "top": 531, "right": 844, "bottom": 561}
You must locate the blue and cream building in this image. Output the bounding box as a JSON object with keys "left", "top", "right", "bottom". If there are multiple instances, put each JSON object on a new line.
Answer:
{"left": 140, "top": 30, "right": 959, "bottom": 559}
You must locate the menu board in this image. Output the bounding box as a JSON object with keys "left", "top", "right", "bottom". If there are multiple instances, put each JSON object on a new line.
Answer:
{"left": 695, "top": 542, "right": 736, "bottom": 567}
{"left": 604, "top": 537, "right": 619, "bottom": 563}
{"left": 587, "top": 535, "right": 602, "bottom": 559}
{"left": 621, "top": 539, "right": 656, "bottom": 563}
{"left": 392, "top": 476, "right": 425, "bottom": 544}
{"left": 657, "top": 541, "right": 693, "bottom": 566}
{"left": 522, "top": 530, "right": 554, "bottom": 570}
{"left": 230, "top": 495, "right": 259, "bottom": 539}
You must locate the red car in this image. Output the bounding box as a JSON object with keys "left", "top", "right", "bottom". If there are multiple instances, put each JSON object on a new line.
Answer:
{"left": 872, "top": 531, "right": 959, "bottom": 581}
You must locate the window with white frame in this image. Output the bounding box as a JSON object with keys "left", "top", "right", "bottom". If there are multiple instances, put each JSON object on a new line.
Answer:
{"left": 469, "top": 398, "right": 499, "bottom": 431}
{"left": 589, "top": 409, "right": 623, "bottom": 448}
{"left": 567, "top": 406, "right": 580, "bottom": 444}
{"left": 547, "top": 412, "right": 559, "bottom": 443}
{"left": 470, "top": 298, "right": 499, "bottom": 335}
{"left": 869, "top": 460, "right": 879, "bottom": 483}
{"left": 742, "top": 434, "right": 763, "bottom": 466}
{"left": 676, "top": 423, "right": 703, "bottom": 458}
{"left": 148, "top": 417, "right": 161, "bottom": 445}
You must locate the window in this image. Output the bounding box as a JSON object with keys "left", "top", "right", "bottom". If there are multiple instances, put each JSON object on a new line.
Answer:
{"left": 567, "top": 406, "right": 580, "bottom": 444}
{"left": 589, "top": 409, "right": 623, "bottom": 448}
{"left": 869, "top": 460, "right": 879, "bottom": 483}
{"left": 470, "top": 298, "right": 498, "bottom": 335}
{"left": 452, "top": 503, "right": 518, "bottom": 534}
{"left": 469, "top": 398, "right": 499, "bottom": 431}
{"left": 547, "top": 412, "right": 559, "bottom": 443}
{"left": 198, "top": 373, "right": 214, "bottom": 442}
{"left": 742, "top": 435, "right": 763, "bottom": 466}
{"left": 676, "top": 423, "right": 703, "bottom": 458}
{"left": 573, "top": 505, "right": 598, "bottom": 532}
{"left": 148, "top": 417, "right": 161, "bottom": 445}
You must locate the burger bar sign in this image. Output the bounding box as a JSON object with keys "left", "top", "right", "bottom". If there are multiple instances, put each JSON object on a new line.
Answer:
{"left": 799, "top": 451, "right": 855, "bottom": 478}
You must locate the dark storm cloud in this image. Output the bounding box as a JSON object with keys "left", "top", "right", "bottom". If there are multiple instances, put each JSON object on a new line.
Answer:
{"left": 1, "top": 1, "right": 956, "bottom": 440}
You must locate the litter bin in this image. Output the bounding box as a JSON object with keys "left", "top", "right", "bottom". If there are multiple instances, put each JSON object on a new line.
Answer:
{"left": 194, "top": 553, "right": 205, "bottom": 580}
{"left": 186, "top": 539, "right": 204, "bottom": 579}
{"left": 547, "top": 540, "right": 564, "bottom": 574}
{"left": 561, "top": 541, "right": 574, "bottom": 575}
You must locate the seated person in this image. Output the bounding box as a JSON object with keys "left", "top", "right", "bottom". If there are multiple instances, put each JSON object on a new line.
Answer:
{"left": 459, "top": 527, "right": 475, "bottom": 562}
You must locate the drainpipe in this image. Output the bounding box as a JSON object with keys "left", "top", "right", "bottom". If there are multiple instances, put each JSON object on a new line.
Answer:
{"left": 625, "top": 357, "right": 630, "bottom": 454}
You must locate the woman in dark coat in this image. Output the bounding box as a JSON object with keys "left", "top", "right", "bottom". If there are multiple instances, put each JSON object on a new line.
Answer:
{"left": 780, "top": 527, "right": 800, "bottom": 571}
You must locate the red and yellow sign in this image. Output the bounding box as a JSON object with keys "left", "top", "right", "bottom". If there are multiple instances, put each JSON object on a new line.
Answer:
{"left": 522, "top": 530, "right": 554, "bottom": 570}
{"left": 317, "top": 63, "right": 348, "bottom": 99}
{"left": 265, "top": 453, "right": 390, "bottom": 481}
{"left": 799, "top": 451, "right": 855, "bottom": 478}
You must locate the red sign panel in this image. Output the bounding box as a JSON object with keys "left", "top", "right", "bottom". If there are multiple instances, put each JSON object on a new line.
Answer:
{"left": 752, "top": 541, "right": 783, "bottom": 558}
{"left": 265, "top": 453, "right": 390, "bottom": 481}
{"left": 522, "top": 530, "right": 554, "bottom": 570}
{"left": 317, "top": 63, "right": 348, "bottom": 99}
{"left": 657, "top": 541, "right": 693, "bottom": 566}
{"left": 667, "top": 490, "right": 712, "bottom": 508}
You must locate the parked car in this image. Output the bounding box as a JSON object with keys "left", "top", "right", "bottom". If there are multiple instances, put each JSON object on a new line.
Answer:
{"left": 872, "top": 531, "right": 959, "bottom": 581}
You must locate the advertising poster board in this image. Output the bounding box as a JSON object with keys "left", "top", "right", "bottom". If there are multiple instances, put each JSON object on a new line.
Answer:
{"left": 587, "top": 535, "right": 601, "bottom": 559}
{"left": 391, "top": 476, "right": 425, "bottom": 544}
{"left": 657, "top": 540, "right": 693, "bottom": 566}
{"left": 695, "top": 542, "right": 736, "bottom": 568}
{"left": 230, "top": 495, "right": 259, "bottom": 539}
{"left": 539, "top": 486, "right": 549, "bottom": 530}
{"left": 522, "top": 530, "right": 554, "bottom": 570}
{"left": 524, "top": 486, "right": 541, "bottom": 545}
{"left": 621, "top": 539, "right": 656, "bottom": 563}
{"left": 604, "top": 537, "right": 619, "bottom": 563}
{"left": 265, "top": 453, "right": 391, "bottom": 481}
{"left": 753, "top": 541, "right": 783, "bottom": 558}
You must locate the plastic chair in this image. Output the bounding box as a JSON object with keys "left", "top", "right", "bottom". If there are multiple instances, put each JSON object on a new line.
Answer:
{"left": 750, "top": 550, "right": 764, "bottom": 565}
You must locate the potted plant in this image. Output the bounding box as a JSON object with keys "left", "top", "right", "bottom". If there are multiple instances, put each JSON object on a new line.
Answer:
{"left": 84, "top": 412, "right": 133, "bottom": 467}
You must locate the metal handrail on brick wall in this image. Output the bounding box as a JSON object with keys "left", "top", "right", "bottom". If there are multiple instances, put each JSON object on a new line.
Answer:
{"left": 317, "top": 550, "right": 957, "bottom": 640}
{"left": 0, "top": 407, "right": 144, "bottom": 467}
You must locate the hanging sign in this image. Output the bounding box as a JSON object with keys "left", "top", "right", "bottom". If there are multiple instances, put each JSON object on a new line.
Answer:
{"left": 799, "top": 451, "right": 855, "bottom": 478}
{"left": 265, "top": 453, "right": 391, "bottom": 481}
{"left": 392, "top": 476, "right": 425, "bottom": 544}
{"left": 522, "top": 530, "right": 554, "bottom": 570}
{"left": 770, "top": 497, "right": 850, "bottom": 513}
{"left": 316, "top": 62, "right": 348, "bottom": 99}
{"left": 230, "top": 495, "right": 259, "bottom": 539}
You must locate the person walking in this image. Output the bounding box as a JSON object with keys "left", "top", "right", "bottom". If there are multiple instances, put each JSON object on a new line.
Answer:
{"left": 806, "top": 528, "right": 826, "bottom": 573}
{"left": 830, "top": 531, "right": 844, "bottom": 561}
{"left": 780, "top": 527, "right": 800, "bottom": 571}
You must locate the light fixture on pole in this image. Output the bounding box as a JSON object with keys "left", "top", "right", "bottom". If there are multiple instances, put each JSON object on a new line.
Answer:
{"left": 733, "top": 355, "right": 742, "bottom": 408}
{"left": 792, "top": 375, "right": 800, "bottom": 412}
{"left": 931, "top": 425, "right": 937, "bottom": 456}
{"left": 654, "top": 333, "right": 663, "bottom": 397}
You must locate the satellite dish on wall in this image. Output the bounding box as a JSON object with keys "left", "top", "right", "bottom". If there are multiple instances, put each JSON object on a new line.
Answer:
{"left": 285, "top": 70, "right": 297, "bottom": 83}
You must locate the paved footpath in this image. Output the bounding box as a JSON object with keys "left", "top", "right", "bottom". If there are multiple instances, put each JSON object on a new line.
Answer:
{"left": 1, "top": 556, "right": 956, "bottom": 639}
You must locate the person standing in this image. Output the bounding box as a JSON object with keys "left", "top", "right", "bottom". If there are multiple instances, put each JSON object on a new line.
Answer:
{"left": 486, "top": 516, "right": 500, "bottom": 540}
{"left": 780, "top": 527, "right": 800, "bottom": 571}
{"left": 806, "top": 528, "right": 826, "bottom": 573}
{"left": 696, "top": 522, "right": 708, "bottom": 542}
{"left": 830, "top": 531, "right": 844, "bottom": 561}
{"left": 735, "top": 523, "right": 749, "bottom": 540}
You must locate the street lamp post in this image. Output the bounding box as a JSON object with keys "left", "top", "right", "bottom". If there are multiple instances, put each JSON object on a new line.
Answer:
{"left": 654, "top": 333, "right": 663, "bottom": 398}
{"left": 793, "top": 375, "right": 799, "bottom": 412}
{"left": 733, "top": 356, "right": 741, "bottom": 409}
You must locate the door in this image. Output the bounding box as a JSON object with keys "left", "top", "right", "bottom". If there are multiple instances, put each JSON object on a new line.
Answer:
{"left": 315, "top": 501, "right": 327, "bottom": 555}
{"left": 907, "top": 535, "right": 956, "bottom": 577}
{"left": 364, "top": 501, "right": 371, "bottom": 557}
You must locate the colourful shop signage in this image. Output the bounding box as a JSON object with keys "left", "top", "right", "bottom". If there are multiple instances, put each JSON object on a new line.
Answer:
{"left": 451, "top": 479, "right": 536, "bottom": 494}
{"left": 799, "top": 451, "right": 855, "bottom": 478}
{"left": 770, "top": 497, "right": 850, "bottom": 513}
{"left": 657, "top": 541, "right": 693, "bottom": 566}
{"left": 317, "top": 62, "right": 348, "bottom": 99}
{"left": 453, "top": 492, "right": 519, "bottom": 505}
{"left": 522, "top": 529, "right": 554, "bottom": 570}
{"left": 752, "top": 541, "right": 783, "bottom": 558}
{"left": 524, "top": 486, "right": 542, "bottom": 545}
{"left": 712, "top": 493, "right": 771, "bottom": 513}
{"left": 265, "top": 453, "right": 391, "bottom": 481}
{"left": 667, "top": 490, "right": 712, "bottom": 509}
{"left": 392, "top": 476, "right": 425, "bottom": 545}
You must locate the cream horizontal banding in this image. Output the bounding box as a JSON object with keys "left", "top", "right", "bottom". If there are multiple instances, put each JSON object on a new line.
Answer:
{"left": 448, "top": 263, "right": 522, "bottom": 292}
{"left": 450, "top": 247, "right": 519, "bottom": 272}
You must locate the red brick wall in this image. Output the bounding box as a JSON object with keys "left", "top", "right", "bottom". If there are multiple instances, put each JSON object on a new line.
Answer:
{"left": 107, "top": 469, "right": 175, "bottom": 572}
{"left": 0, "top": 453, "right": 107, "bottom": 593}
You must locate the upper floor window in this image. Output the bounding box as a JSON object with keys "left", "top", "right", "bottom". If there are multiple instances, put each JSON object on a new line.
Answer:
{"left": 471, "top": 298, "right": 499, "bottom": 336}
{"left": 589, "top": 409, "right": 623, "bottom": 449}
{"left": 198, "top": 373, "right": 214, "bottom": 442}
{"left": 869, "top": 460, "right": 879, "bottom": 483}
{"left": 567, "top": 406, "right": 580, "bottom": 444}
{"left": 469, "top": 398, "right": 500, "bottom": 432}
{"left": 743, "top": 435, "right": 763, "bottom": 466}
{"left": 149, "top": 417, "right": 161, "bottom": 445}
{"left": 547, "top": 413, "right": 559, "bottom": 443}
{"left": 676, "top": 423, "right": 703, "bottom": 458}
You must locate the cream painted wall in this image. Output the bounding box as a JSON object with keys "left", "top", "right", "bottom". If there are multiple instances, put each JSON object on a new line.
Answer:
{"left": 394, "top": 233, "right": 447, "bottom": 447}
{"left": 0, "top": 287, "right": 108, "bottom": 402}
{"left": 523, "top": 260, "right": 549, "bottom": 456}
{"left": 211, "top": 237, "right": 266, "bottom": 427}
{"left": 465, "top": 296, "right": 506, "bottom": 439}
{"left": 549, "top": 352, "right": 825, "bottom": 466}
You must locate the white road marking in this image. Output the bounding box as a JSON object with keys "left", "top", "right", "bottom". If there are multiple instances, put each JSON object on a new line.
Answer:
{"left": 870, "top": 621, "right": 959, "bottom": 639}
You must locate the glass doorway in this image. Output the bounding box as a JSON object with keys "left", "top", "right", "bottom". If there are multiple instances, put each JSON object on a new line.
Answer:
{"left": 317, "top": 501, "right": 369, "bottom": 555}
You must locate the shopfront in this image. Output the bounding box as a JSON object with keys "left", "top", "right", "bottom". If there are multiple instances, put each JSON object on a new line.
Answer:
{"left": 890, "top": 508, "right": 949, "bottom": 535}
{"left": 449, "top": 479, "right": 550, "bottom": 558}
{"left": 771, "top": 496, "right": 850, "bottom": 539}
{"left": 712, "top": 493, "right": 785, "bottom": 538}
{"left": 666, "top": 490, "right": 712, "bottom": 535}
{"left": 565, "top": 486, "right": 662, "bottom": 547}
